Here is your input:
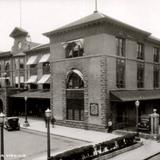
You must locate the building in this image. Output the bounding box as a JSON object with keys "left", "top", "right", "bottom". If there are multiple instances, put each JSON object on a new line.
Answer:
{"left": 0, "top": 27, "right": 51, "bottom": 117}
{"left": 44, "top": 11, "right": 160, "bottom": 130}
{"left": 1, "top": 11, "right": 160, "bottom": 131}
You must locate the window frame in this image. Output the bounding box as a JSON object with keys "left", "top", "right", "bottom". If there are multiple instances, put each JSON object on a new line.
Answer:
{"left": 137, "top": 62, "right": 145, "bottom": 88}
{"left": 116, "top": 58, "right": 125, "bottom": 88}
{"left": 137, "top": 42, "right": 144, "bottom": 60}
{"left": 116, "top": 37, "right": 125, "bottom": 57}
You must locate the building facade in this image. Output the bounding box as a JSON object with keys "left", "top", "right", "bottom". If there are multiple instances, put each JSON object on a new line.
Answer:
{"left": 1, "top": 12, "right": 160, "bottom": 131}
{"left": 44, "top": 11, "right": 160, "bottom": 130}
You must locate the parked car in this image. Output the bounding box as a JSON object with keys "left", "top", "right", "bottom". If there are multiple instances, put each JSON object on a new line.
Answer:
{"left": 138, "top": 114, "right": 151, "bottom": 133}
{"left": 4, "top": 117, "right": 20, "bottom": 131}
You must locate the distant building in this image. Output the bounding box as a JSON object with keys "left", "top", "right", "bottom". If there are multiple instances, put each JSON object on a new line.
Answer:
{"left": 0, "top": 27, "right": 51, "bottom": 117}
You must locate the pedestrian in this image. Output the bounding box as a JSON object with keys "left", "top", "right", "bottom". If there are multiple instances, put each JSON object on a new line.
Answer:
{"left": 51, "top": 116, "right": 56, "bottom": 128}
{"left": 44, "top": 115, "right": 47, "bottom": 128}
{"left": 107, "top": 119, "right": 113, "bottom": 133}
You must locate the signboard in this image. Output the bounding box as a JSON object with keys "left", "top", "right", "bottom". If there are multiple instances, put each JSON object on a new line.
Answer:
{"left": 90, "top": 103, "right": 99, "bottom": 116}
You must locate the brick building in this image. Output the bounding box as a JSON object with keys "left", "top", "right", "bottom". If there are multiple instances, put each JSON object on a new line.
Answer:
{"left": 44, "top": 11, "right": 160, "bottom": 130}
{"left": 1, "top": 11, "right": 160, "bottom": 131}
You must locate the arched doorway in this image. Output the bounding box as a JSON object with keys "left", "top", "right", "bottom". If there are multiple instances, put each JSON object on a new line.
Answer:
{"left": 66, "top": 69, "right": 84, "bottom": 121}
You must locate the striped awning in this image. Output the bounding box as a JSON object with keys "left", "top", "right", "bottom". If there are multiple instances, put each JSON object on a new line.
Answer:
{"left": 39, "top": 54, "right": 50, "bottom": 63}
{"left": 26, "top": 56, "right": 38, "bottom": 65}
{"left": 37, "top": 74, "right": 50, "bottom": 84}
{"left": 25, "top": 75, "right": 37, "bottom": 84}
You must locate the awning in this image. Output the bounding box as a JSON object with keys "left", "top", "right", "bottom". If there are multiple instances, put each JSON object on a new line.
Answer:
{"left": 9, "top": 90, "right": 51, "bottom": 99}
{"left": 37, "top": 74, "right": 50, "bottom": 84}
{"left": 39, "top": 54, "right": 50, "bottom": 63}
{"left": 26, "top": 56, "right": 38, "bottom": 65}
{"left": 25, "top": 75, "right": 37, "bottom": 84}
{"left": 110, "top": 90, "right": 160, "bottom": 102}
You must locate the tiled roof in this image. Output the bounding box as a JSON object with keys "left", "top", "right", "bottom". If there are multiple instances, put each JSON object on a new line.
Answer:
{"left": 10, "top": 27, "right": 28, "bottom": 38}
{"left": 25, "top": 43, "right": 50, "bottom": 54}
{"left": 0, "top": 51, "right": 12, "bottom": 57}
{"left": 44, "top": 11, "right": 150, "bottom": 37}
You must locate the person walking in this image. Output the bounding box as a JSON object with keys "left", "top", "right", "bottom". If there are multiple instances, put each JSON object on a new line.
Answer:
{"left": 108, "top": 119, "right": 113, "bottom": 133}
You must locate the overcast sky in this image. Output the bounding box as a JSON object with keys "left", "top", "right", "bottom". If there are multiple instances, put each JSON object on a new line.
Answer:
{"left": 0, "top": 0, "right": 160, "bottom": 51}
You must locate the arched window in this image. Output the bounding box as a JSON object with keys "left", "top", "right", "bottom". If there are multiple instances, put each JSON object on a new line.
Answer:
{"left": 66, "top": 69, "right": 84, "bottom": 121}
{"left": 66, "top": 70, "right": 84, "bottom": 89}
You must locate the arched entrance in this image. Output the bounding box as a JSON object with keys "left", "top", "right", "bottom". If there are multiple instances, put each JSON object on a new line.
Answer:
{"left": 66, "top": 69, "right": 84, "bottom": 121}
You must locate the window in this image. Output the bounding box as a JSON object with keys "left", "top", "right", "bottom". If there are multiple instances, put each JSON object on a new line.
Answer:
{"left": 19, "top": 58, "right": 24, "bottom": 69}
{"left": 43, "top": 62, "right": 50, "bottom": 74}
{"left": 43, "top": 84, "right": 50, "bottom": 90}
{"left": 153, "top": 65, "right": 159, "bottom": 88}
{"left": 30, "top": 84, "right": 37, "bottom": 90}
{"left": 14, "top": 58, "right": 19, "bottom": 70}
{"left": 65, "top": 40, "right": 84, "bottom": 58}
{"left": 4, "top": 60, "right": 10, "bottom": 77}
{"left": 66, "top": 70, "right": 84, "bottom": 89}
{"left": 137, "top": 43, "right": 144, "bottom": 60}
{"left": 153, "top": 47, "right": 159, "bottom": 62}
{"left": 66, "top": 70, "right": 84, "bottom": 121}
{"left": 116, "top": 59, "right": 125, "bottom": 88}
{"left": 137, "top": 62, "right": 144, "bottom": 88}
{"left": 30, "top": 64, "right": 37, "bottom": 76}
{"left": 116, "top": 37, "right": 125, "bottom": 57}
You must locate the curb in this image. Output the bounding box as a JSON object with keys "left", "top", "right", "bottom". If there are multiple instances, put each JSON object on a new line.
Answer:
{"left": 20, "top": 127, "right": 91, "bottom": 143}
{"left": 143, "top": 151, "right": 160, "bottom": 160}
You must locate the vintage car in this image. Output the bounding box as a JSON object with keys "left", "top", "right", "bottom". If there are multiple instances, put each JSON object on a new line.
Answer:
{"left": 4, "top": 117, "right": 20, "bottom": 131}
{"left": 138, "top": 114, "right": 151, "bottom": 133}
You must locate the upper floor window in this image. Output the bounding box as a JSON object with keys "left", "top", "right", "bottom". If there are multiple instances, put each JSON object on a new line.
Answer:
{"left": 4, "top": 60, "right": 10, "bottom": 77}
{"left": 116, "top": 58, "right": 125, "bottom": 88}
{"left": 43, "top": 62, "right": 50, "bottom": 75}
{"left": 137, "top": 62, "right": 144, "bottom": 88}
{"left": 116, "top": 37, "right": 125, "bottom": 57}
{"left": 137, "top": 42, "right": 144, "bottom": 60}
{"left": 64, "top": 39, "right": 84, "bottom": 58}
{"left": 153, "top": 47, "right": 159, "bottom": 63}
{"left": 30, "top": 64, "right": 37, "bottom": 76}
{"left": 153, "top": 65, "right": 159, "bottom": 88}
{"left": 14, "top": 58, "right": 19, "bottom": 70}
{"left": 19, "top": 58, "right": 24, "bottom": 69}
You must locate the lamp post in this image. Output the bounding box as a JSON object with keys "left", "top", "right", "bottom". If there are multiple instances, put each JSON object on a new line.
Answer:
{"left": 45, "top": 108, "right": 52, "bottom": 160}
{"left": 135, "top": 100, "right": 140, "bottom": 135}
{"left": 23, "top": 96, "right": 29, "bottom": 127}
{"left": 0, "top": 112, "right": 5, "bottom": 160}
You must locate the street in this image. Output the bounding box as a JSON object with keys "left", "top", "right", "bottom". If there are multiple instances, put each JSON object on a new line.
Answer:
{"left": 3, "top": 129, "right": 88, "bottom": 160}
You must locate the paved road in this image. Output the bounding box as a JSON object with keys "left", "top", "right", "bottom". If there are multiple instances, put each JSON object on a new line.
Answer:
{"left": 3, "top": 129, "right": 88, "bottom": 160}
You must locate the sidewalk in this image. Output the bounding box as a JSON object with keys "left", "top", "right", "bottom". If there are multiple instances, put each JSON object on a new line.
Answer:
{"left": 19, "top": 117, "right": 160, "bottom": 160}
{"left": 19, "top": 117, "right": 117, "bottom": 143}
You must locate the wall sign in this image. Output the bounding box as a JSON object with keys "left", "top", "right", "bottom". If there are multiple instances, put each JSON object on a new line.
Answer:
{"left": 90, "top": 103, "right": 99, "bottom": 116}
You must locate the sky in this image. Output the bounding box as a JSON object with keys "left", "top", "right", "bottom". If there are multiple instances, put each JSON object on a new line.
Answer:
{"left": 0, "top": 0, "right": 160, "bottom": 51}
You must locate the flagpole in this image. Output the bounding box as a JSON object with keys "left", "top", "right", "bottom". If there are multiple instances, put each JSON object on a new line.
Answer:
{"left": 94, "top": 0, "right": 98, "bottom": 13}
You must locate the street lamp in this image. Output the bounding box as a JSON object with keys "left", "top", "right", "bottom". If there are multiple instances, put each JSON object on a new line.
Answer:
{"left": 0, "top": 112, "right": 5, "bottom": 160}
{"left": 135, "top": 100, "right": 140, "bottom": 135}
{"left": 45, "top": 108, "right": 52, "bottom": 160}
{"left": 23, "top": 96, "right": 29, "bottom": 127}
